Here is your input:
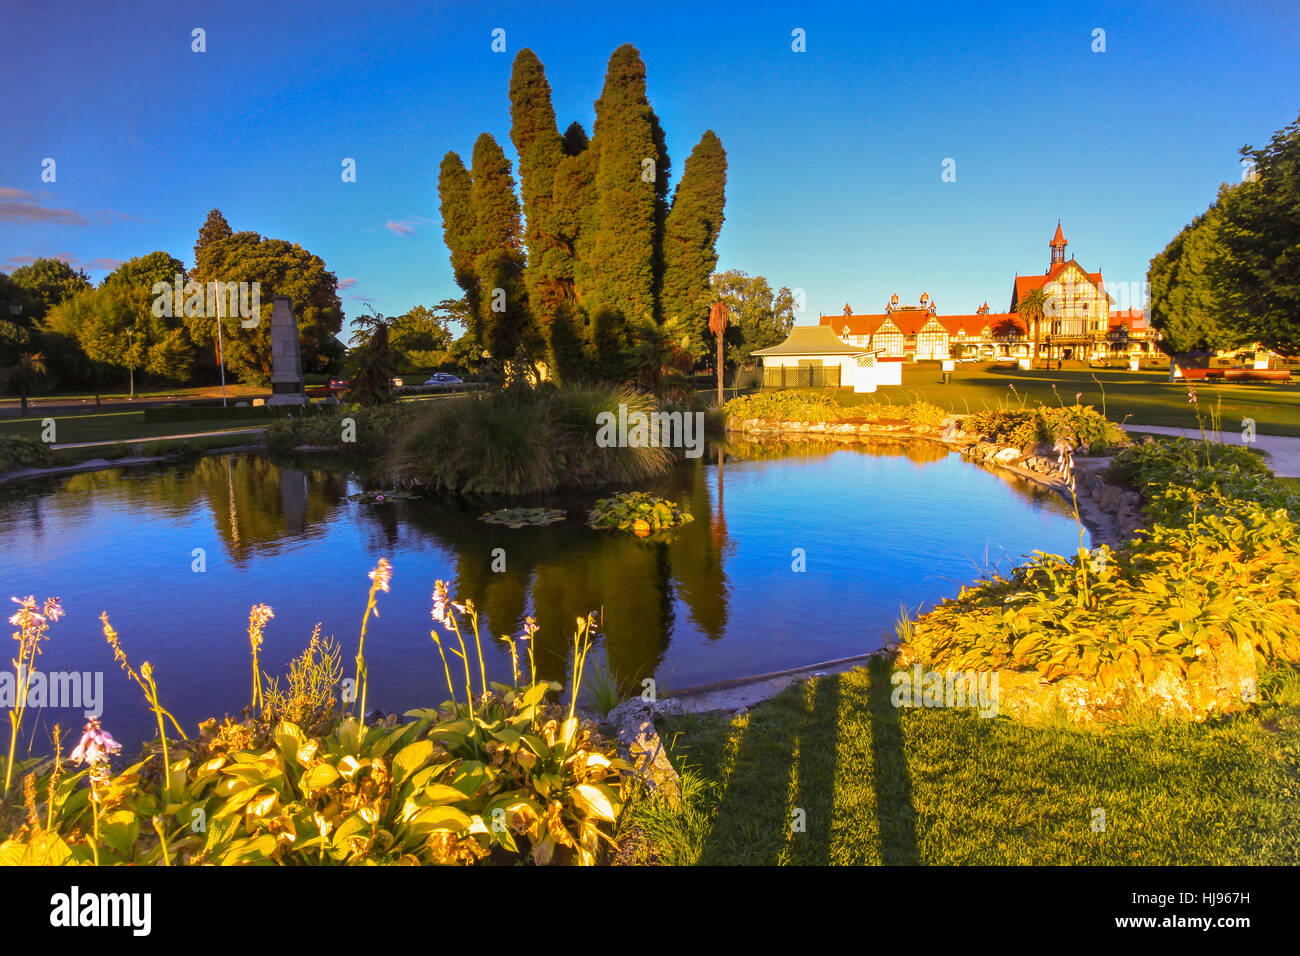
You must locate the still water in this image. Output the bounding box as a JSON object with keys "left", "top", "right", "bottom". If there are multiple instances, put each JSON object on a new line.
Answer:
{"left": 0, "top": 440, "right": 1087, "bottom": 748}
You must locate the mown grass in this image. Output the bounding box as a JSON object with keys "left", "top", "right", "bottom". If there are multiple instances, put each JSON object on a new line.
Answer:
{"left": 635, "top": 657, "right": 1300, "bottom": 865}
{"left": 0, "top": 409, "right": 268, "bottom": 445}
{"left": 775, "top": 363, "right": 1300, "bottom": 436}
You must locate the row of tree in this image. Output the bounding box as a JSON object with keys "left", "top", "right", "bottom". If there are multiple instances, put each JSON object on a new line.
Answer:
{"left": 0, "top": 211, "right": 468, "bottom": 396}
{"left": 1148, "top": 111, "right": 1300, "bottom": 356}
{"left": 437, "top": 44, "right": 732, "bottom": 391}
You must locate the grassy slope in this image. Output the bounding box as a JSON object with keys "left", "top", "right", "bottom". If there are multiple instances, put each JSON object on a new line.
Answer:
{"left": 778, "top": 363, "right": 1300, "bottom": 437}
{"left": 635, "top": 657, "right": 1300, "bottom": 865}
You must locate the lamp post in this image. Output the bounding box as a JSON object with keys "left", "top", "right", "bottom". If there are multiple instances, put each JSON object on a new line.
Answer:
{"left": 9, "top": 300, "right": 27, "bottom": 416}
{"left": 126, "top": 328, "right": 135, "bottom": 400}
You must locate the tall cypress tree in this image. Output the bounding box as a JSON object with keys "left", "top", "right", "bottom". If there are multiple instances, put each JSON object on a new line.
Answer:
{"left": 469, "top": 133, "right": 534, "bottom": 360}
{"left": 509, "top": 50, "right": 566, "bottom": 332}
{"left": 438, "top": 152, "right": 480, "bottom": 341}
{"left": 554, "top": 133, "right": 597, "bottom": 316}
{"left": 547, "top": 299, "right": 592, "bottom": 386}
{"left": 561, "top": 121, "right": 589, "bottom": 157}
{"left": 583, "top": 44, "right": 662, "bottom": 324}
{"left": 649, "top": 110, "right": 671, "bottom": 322}
{"left": 661, "top": 130, "right": 728, "bottom": 340}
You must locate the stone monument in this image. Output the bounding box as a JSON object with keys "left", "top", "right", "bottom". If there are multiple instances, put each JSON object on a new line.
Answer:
{"left": 267, "top": 296, "right": 306, "bottom": 406}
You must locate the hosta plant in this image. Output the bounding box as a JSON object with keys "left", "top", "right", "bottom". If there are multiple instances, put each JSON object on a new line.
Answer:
{"left": 0, "top": 566, "right": 631, "bottom": 865}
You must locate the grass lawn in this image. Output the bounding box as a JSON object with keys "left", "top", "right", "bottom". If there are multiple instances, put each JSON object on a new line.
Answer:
{"left": 0, "top": 409, "right": 266, "bottom": 445}
{"left": 0, "top": 383, "right": 266, "bottom": 406}
{"left": 780, "top": 363, "right": 1300, "bottom": 437}
{"left": 631, "top": 656, "right": 1300, "bottom": 865}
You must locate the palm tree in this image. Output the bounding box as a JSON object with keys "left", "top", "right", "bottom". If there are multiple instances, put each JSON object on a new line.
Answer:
{"left": 1016, "top": 288, "right": 1050, "bottom": 365}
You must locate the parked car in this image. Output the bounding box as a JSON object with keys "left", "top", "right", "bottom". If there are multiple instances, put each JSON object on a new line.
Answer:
{"left": 390, "top": 377, "right": 404, "bottom": 389}
{"left": 423, "top": 373, "right": 464, "bottom": 388}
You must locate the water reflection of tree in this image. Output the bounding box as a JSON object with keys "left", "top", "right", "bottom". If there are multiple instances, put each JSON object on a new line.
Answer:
{"left": 345, "top": 455, "right": 734, "bottom": 698}
{"left": 44, "top": 456, "right": 350, "bottom": 566}
{"left": 724, "top": 436, "right": 950, "bottom": 466}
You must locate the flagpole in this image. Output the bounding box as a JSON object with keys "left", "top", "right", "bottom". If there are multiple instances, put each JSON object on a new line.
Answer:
{"left": 214, "top": 279, "right": 227, "bottom": 407}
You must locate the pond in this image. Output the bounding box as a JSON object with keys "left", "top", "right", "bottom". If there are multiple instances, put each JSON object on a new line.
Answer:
{"left": 0, "top": 439, "right": 1088, "bottom": 748}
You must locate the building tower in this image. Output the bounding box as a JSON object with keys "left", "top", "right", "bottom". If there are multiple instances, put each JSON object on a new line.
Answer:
{"left": 1049, "top": 221, "right": 1067, "bottom": 269}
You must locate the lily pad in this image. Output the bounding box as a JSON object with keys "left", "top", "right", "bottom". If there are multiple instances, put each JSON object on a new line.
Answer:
{"left": 478, "top": 507, "right": 567, "bottom": 528}
{"left": 586, "top": 492, "right": 692, "bottom": 535}
{"left": 348, "top": 489, "right": 418, "bottom": 504}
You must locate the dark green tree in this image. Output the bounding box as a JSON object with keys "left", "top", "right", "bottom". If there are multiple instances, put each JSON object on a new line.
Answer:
{"left": 189, "top": 230, "right": 344, "bottom": 384}
{"left": 344, "top": 307, "right": 398, "bottom": 406}
{"left": 591, "top": 305, "right": 629, "bottom": 382}
{"left": 661, "top": 130, "right": 728, "bottom": 330}
{"left": 470, "top": 133, "right": 536, "bottom": 361}
{"left": 1147, "top": 202, "right": 1243, "bottom": 355}
{"left": 708, "top": 271, "right": 796, "bottom": 370}
{"left": 547, "top": 300, "right": 592, "bottom": 386}
{"left": 390, "top": 302, "right": 456, "bottom": 369}
{"left": 582, "top": 44, "right": 663, "bottom": 323}
{"left": 438, "top": 152, "right": 480, "bottom": 344}
{"left": 561, "top": 121, "right": 589, "bottom": 156}
{"left": 194, "top": 209, "right": 233, "bottom": 267}
{"left": 1212, "top": 115, "right": 1300, "bottom": 354}
{"left": 509, "top": 49, "right": 566, "bottom": 331}
{"left": 9, "top": 257, "right": 91, "bottom": 321}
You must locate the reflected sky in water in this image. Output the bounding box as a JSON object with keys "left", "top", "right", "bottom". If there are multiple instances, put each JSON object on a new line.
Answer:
{"left": 0, "top": 442, "right": 1087, "bottom": 748}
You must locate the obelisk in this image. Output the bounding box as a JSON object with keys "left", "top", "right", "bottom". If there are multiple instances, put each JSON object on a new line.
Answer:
{"left": 266, "top": 295, "right": 306, "bottom": 406}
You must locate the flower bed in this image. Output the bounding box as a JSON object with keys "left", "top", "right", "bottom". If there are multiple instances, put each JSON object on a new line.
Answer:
{"left": 0, "top": 568, "right": 631, "bottom": 865}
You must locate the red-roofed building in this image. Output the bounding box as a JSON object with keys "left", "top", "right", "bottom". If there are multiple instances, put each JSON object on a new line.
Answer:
{"left": 820, "top": 225, "right": 1160, "bottom": 362}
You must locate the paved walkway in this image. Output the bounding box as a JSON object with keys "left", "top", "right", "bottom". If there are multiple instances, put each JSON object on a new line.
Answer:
{"left": 50, "top": 427, "right": 266, "bottom": 450}
{"left": 1125, "top": 424, "right": 1300, "bottom": 477}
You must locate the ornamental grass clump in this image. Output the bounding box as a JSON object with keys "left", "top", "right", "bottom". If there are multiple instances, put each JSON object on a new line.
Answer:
{"left": 383, "top": 385, "right": 672, "bottom": 495}
{"left": 0, "top": 562, "right": 630, "bottom": 865}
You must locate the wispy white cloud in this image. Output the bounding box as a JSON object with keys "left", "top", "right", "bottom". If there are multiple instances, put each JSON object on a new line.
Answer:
{"left": 384, "top": 215, "right": 435, "bottom": 237}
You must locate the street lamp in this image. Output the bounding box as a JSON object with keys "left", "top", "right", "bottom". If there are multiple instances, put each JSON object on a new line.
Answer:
{"left": 8, "top": 300, "right": 27, "bottom": 416}
{"left": 126, "top": 328, "right": 135, "bottom": 400}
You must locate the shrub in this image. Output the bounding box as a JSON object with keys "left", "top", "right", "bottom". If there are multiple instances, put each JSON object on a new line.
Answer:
{"left": 0, "top": 436, "right": 54, "bottom": 473}
{"left": 904, "top": 440, "right": 1300, "bottom": 691}
{"left": 262, "top": 404, "right": 417, "bottom": 457}
{"left": 960, "top": 404, "right": 1125, "bottom": 450}
{"left": 723, "top": 391, "right": 853, "bottom": 423}
{"left": 722, "top": 392, "right": 947, "bottom": 426}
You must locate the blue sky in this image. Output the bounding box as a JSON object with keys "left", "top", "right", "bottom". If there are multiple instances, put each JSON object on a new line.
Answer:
{"left": 2, "top": 0, "right": 1298, "bottom": 329}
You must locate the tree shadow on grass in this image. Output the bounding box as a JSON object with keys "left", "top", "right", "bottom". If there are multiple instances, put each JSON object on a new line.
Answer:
{"left": 696, "top": 664, "right": 918, "bottom": 865}
{"left": 866, "top": 659, "right": 919, "bottom": 865}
